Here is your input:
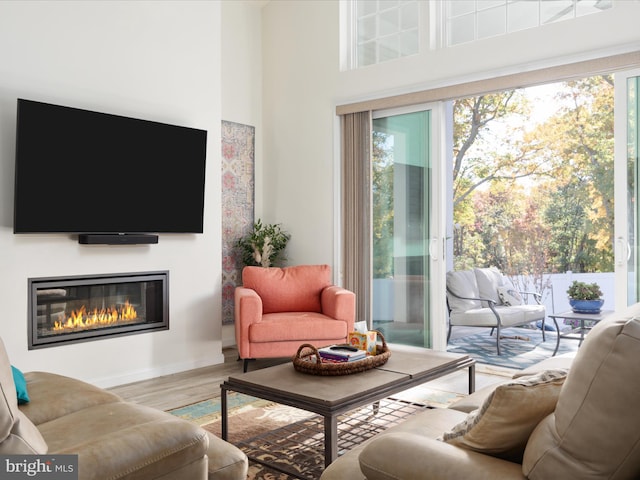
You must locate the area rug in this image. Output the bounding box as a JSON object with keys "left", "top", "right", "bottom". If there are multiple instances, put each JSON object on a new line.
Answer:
{"left": 170, "top": 389, "right": 463, "bottom": 480}
{"left": 447, "top": 327, "right": 578, "bottom": 369}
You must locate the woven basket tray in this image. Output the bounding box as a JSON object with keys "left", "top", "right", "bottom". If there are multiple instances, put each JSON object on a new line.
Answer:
{"left": 292, "top": 332, "right": 391, "bottom": 376}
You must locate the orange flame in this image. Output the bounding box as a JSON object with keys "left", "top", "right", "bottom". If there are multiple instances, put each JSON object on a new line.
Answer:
{"left": 53, "top": 301, "right": 138, "bottom": 332}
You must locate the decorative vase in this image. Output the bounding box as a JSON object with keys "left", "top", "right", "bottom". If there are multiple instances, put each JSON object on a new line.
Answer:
{"left": 569, "top": 298, "right": 604, "bottom": 314}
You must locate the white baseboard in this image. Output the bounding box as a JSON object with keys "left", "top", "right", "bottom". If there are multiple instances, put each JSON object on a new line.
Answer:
{"left": 91, "top": 353, "right": 226, "bottom": 389}
{"left": 222, "top": 323, "right": 236, "bottom": 348}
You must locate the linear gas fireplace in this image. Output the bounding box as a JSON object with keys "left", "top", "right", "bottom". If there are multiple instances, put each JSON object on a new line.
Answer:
{"left": 28, "top": 271, "right": 169, "bottom": 349}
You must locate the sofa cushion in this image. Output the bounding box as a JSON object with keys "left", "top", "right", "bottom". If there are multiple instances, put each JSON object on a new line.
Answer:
{"left": 523, "top": 305, "right": 640, "bottom": 479}
{"left": 322, "top": 408, "right": 469, "bottom": 480}
{"left": 37, "top": 402, "right": 209, "bottom": 479}
{"left": 0, "top": 338, "right": 47, "bottom": 454}
{"left": 242, "top": 265, "right": 331, "bottom": 314}
{"left": 205, "top": 432, "right": 249, "bottom": 480}
{"left": 20, "top": 372, "right": 122, "bottom": 426}
{"left": 442, "top": 369, "right": 567, "bottom": 462}
{"left": 447, "top": 270, "right": 481, "bottom": 313}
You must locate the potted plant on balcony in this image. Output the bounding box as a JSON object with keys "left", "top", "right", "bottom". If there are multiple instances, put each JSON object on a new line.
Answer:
{"left": 236, "top": 219, "right": 291, "bottom": 268}
{"left": 566, "top": 280, "right": 604, "bottom": 313}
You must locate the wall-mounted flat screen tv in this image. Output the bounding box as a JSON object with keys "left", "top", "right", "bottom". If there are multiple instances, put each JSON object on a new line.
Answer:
{"left": 14, "top": 99, "right": 207, "bottom": 237}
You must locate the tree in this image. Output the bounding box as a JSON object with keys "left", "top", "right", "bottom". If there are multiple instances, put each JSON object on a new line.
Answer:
{"left": 453, "top": 75, "right": 614, "bottom": 278}
{"left": 453, "top": 91, "right": 550, "bottom": 276}
{"left": 519, "top": 75, "right": 614, "bottom": 272}
{"left": 372, "top": 130, "right": 394, "bottom": 278}
{"left": 453, "top": 91, "right": 549, "bottom": 208}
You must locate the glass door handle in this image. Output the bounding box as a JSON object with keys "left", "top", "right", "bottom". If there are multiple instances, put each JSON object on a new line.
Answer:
{"left": 615, "top": 237, "right": 629, "bottom": 266}
{"left": 429, "top": 238, "right": 439, "bottom": 261}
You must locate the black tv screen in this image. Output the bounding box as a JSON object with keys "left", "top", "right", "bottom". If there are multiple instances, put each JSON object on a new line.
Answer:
{"left": 14, "top": 99, "right": 207, "bottom": 235}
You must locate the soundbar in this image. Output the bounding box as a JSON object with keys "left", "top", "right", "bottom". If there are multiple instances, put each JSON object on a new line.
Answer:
{"left": 78, "top": 234, "right": 159, "bottom": 245}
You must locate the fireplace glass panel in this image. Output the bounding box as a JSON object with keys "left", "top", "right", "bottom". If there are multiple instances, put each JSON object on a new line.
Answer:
{"left": 29, "top": 271, "right": 168, "bottom": 349}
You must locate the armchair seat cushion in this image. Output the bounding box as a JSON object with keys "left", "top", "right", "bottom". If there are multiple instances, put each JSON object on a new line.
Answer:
{"left": 249, "top": 312, "right": 349, "bottom": 342}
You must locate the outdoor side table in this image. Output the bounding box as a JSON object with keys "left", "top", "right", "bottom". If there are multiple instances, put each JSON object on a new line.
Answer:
{"left": 548, "top": 310, "right": 613, "bottom": 355}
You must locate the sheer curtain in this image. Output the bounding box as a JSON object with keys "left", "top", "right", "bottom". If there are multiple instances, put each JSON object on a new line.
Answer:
{"left": 341, "top": 111, "right": 372, "bottom": 326}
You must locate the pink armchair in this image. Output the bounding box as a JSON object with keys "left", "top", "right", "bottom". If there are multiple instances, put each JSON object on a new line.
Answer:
{"left": 234, "top": 264, "right": 356, "bottom": 372}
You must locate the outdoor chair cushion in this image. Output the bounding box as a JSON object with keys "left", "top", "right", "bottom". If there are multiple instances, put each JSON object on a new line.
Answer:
{"left": 474, "top": 267, "right": 504, "bottom": 306}
{"left": 447, "top": 270, "right": 482, "bottom": 312}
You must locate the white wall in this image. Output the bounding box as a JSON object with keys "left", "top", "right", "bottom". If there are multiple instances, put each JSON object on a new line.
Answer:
{"left": 0, "top": 1, "right": 224, "bottom": 387}
{"left": 220, "top": 0, "right": 264, "bottom": 346}
{"left": 262, "top": 1, "right": 341, "bottom": 268}
{"left": 260, "top": 0, "right": 640, "bottom": 274}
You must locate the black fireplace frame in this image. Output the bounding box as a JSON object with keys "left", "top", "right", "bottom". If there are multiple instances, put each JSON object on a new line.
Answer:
{"left": 28, "top": 271, "right": 169, "bottom": 350}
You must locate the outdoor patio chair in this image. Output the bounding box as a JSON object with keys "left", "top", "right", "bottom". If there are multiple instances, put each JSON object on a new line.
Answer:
{"left": 446, "top": 268, "right": 546, "bottom": 355}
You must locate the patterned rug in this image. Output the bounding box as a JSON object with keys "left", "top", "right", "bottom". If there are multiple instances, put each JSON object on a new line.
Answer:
{"left": 447, "top": 327, "right": 578, "bottom": 369}
{"left": 169, "top": 389, "right": 463, "bottom": 480}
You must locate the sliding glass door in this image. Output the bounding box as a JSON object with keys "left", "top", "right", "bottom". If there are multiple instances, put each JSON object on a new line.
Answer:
{"left": 615, "top": 69, "right": 640, "bottom": 308}
{"left": 370, "top": 106, "right": 446, "bottom": 348}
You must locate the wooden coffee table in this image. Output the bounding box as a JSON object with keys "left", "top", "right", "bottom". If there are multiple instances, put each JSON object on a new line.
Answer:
{"left": 220, "top": 347, "right": 475, "bottom": 467}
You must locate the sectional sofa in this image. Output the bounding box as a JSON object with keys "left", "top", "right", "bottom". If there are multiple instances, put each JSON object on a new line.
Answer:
{"left": 321, "top": 302, "right": 640, "bottom": 479}
{"left": 0, "top": 337, "right": 248, "bottom": 480}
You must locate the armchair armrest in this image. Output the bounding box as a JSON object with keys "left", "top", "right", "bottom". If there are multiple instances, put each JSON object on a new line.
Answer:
{"left": 321, "top": 286, "right": 355, "bottom": 330}
{"left": 446, "top": 287, "right": 502, "bottom": 326}
{"left": 359, "top": 433, "right": 526, "bottom": 480}
{"left": 234, "top": 287, "right": 263, "bottom": 358}
{"left": 446, "top": 288, "right": 498, "bottom": 306}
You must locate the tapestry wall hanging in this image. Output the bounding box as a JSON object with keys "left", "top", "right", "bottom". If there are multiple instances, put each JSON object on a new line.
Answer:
{"left": 221, "top": 120, "right": 255, "bottom": 325}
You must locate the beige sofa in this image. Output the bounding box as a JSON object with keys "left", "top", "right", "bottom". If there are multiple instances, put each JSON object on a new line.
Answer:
{"left": 0, "top": 338, "right": 248, "bottom": 480}
{"left": 321, "top": 303, "right": 640, "bottom": 479}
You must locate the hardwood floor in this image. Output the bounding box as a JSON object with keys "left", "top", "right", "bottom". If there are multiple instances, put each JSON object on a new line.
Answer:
{"left": 107, "top": 348, "right": 290, "bottom": 411}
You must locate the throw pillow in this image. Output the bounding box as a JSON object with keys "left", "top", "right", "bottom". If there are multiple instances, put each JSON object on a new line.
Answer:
{"left": 497, "top": 286, "right": 523, "bottom": 306}
{"left": 11, "top": 366, "right": 29, "bottom": 405}
{"left": 441, "top": 369, "right": 568, "bottom": 462}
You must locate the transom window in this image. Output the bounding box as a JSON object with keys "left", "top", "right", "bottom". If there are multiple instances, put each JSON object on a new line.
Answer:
{"left": 446, "top": 0, "right": 613, "bottom": 46}
{"left": 349, "top": 0, "right": 420, "bottom": 68}
{"left": 342, "top": 0, "right": 613, "bottom": 69}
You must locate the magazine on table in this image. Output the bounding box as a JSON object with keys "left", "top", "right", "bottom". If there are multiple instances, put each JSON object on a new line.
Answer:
{"left": 318, "top": 345, "right": 367, "bottom": 362}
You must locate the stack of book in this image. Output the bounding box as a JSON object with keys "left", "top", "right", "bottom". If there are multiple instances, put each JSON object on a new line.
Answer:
{"left": 318, "top": 345, "right": 367, "bottom": 363}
